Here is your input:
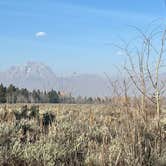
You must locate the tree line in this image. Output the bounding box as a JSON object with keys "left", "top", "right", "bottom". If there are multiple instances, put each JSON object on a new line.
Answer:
{"left": 0, "top": 84, "right": 60, "bottom": 104}
{"left": 0, "top": 83, "right": 111, "bottom": 104}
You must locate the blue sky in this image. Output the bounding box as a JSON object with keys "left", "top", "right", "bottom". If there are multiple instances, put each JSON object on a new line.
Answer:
{"left": 0, "top": 0, "right": 166, "bottom": 75}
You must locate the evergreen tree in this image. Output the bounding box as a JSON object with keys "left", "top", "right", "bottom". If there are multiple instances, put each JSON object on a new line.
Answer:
{"left": 48, "top": 90, "right": 59, "bottom": 103}
{"left": 7, "top": 84, "right": 17, "bottom": 103}
{"left": 32, "top": 90, "right": 40, "bottom": 103}
{"left": 0, "top": 84, "right": 6, "bottom": 103}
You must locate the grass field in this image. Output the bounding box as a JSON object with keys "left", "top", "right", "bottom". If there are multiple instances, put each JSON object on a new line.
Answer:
{"left": 0, "top": 104, "right": 166, "bottom": 166}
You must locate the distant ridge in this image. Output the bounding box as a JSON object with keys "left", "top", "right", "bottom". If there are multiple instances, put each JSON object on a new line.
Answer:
{"left": 0, "top": 62, "right": 110, "bottom": 97}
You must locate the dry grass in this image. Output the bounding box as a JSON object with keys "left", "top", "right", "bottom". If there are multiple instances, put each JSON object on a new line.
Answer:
{"left": 0, "top": 103, "right": 166, "bottom": 166}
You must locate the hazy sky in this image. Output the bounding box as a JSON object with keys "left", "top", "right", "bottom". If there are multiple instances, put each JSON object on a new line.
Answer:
{"left": 0, "top": 0, "right": 166, "bottom": 74}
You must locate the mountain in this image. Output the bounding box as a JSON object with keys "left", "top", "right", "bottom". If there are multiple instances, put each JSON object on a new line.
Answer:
{"left": 0, "top": 62, "right": 110, "bottom": 97}
{"left": 0, "top": 62, "right": 57, "bottom": 91}
{"left": 56, "top": 74, "right": 110, "bottom": 97}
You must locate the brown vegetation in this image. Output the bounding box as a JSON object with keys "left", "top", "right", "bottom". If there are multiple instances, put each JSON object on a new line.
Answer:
{"left": 0, "top": 103, "right": 166, "bottom": 166}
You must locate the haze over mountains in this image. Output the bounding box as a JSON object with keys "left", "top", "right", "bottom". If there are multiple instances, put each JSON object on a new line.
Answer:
{"left": 0, "top": 62, "right": 110, "bottom": 97}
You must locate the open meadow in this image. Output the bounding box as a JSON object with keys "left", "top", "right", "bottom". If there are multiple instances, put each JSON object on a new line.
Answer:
{"left": 0, "top": 103, "right": 166, "bottom": 166}
{"left": 1, "top": 1, "right": 166, "bottom": 166}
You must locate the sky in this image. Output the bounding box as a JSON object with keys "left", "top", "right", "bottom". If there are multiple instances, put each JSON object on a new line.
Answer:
{"left": 0, "top": 0, "right": 166, "bottom": 75}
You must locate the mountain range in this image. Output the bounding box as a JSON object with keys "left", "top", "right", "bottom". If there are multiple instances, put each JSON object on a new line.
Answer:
{"left": 0, "top": 62, "right": 110, "bottom": 97}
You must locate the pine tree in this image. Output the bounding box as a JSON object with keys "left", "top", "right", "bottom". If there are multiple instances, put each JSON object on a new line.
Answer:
{"left": 0, "top": 84, "right": 6, "bottom": 103}
{"left": 48, "top": 90, "right": 59, "bottom": 103}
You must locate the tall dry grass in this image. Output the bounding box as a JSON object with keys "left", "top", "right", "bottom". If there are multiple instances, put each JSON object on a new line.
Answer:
{"left": 0, "top": 103, "right": 166, "bottom": 166}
